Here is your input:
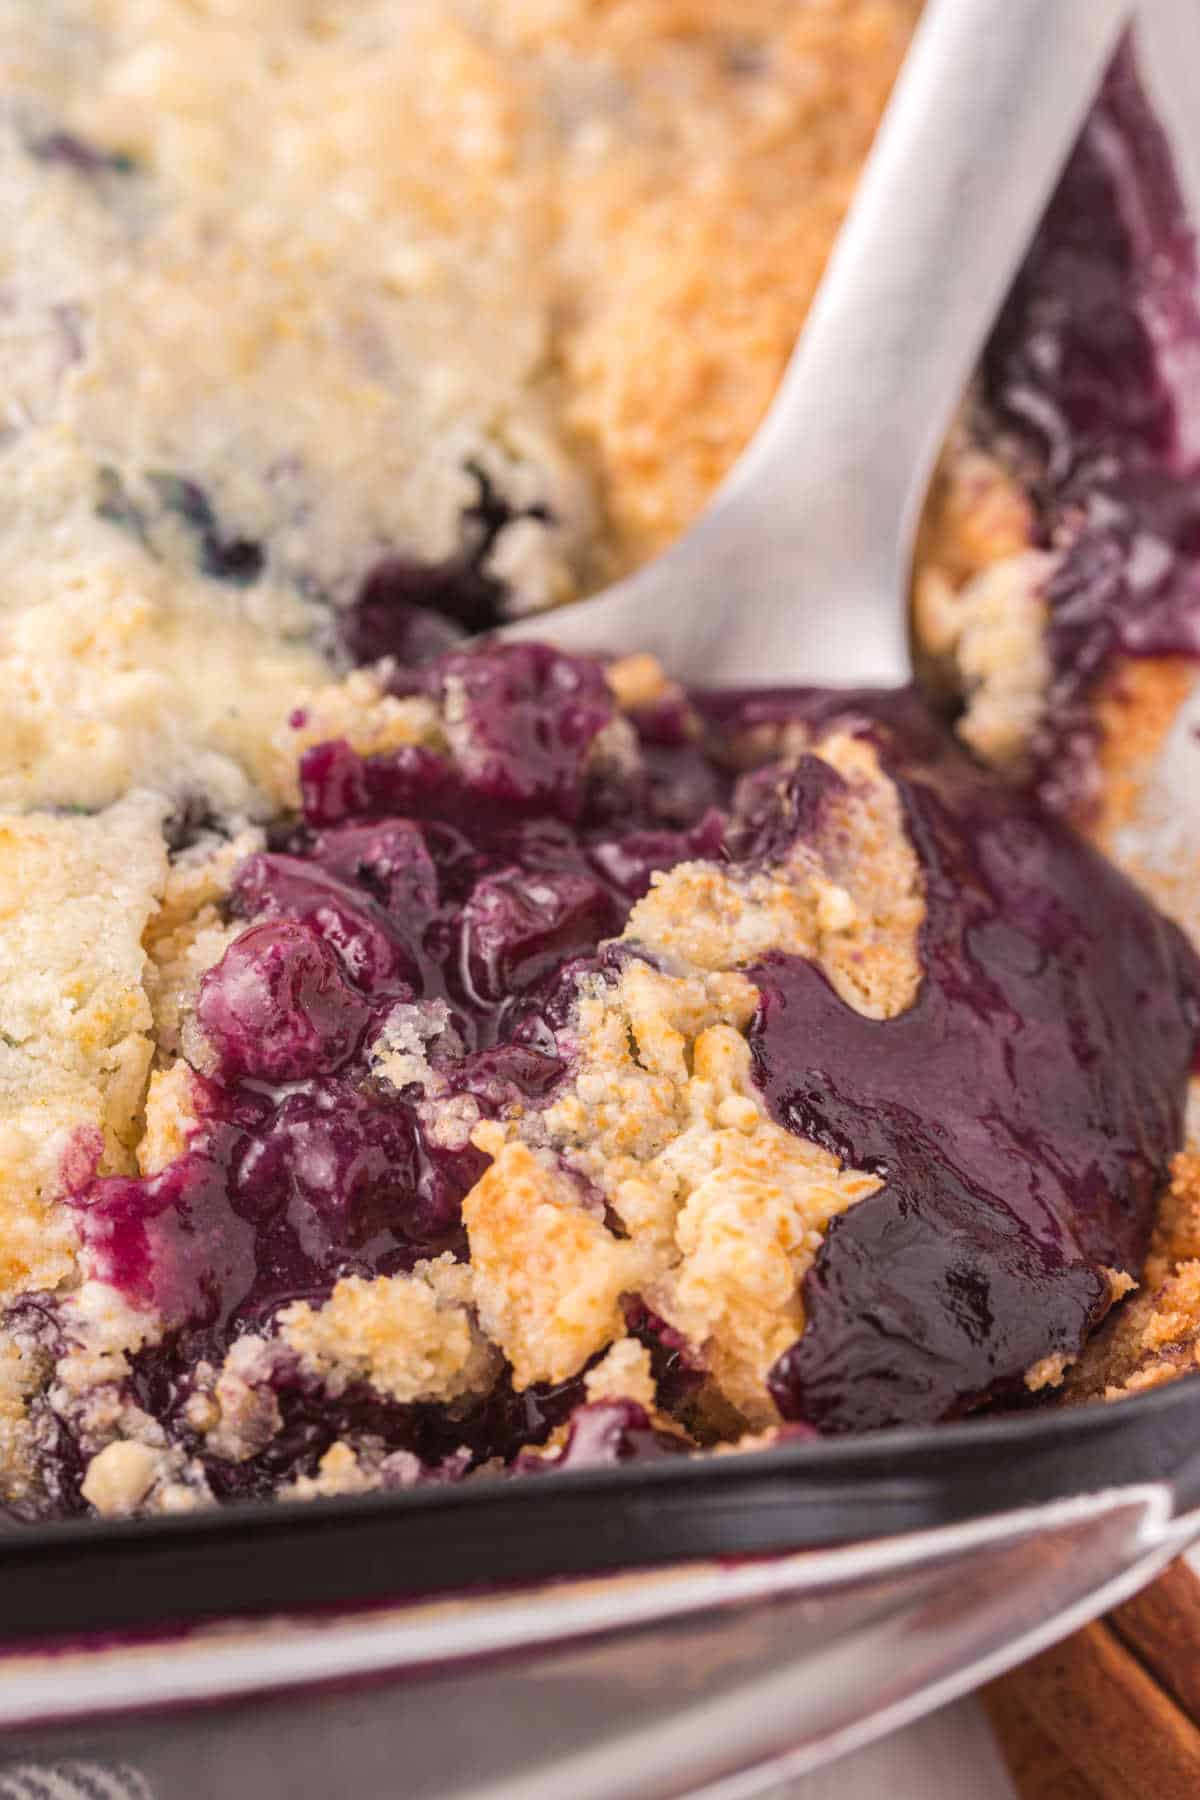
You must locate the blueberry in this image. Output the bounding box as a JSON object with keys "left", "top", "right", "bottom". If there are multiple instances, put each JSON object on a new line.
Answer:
{"left": 198, "top": 920, "right": 371, "bottom": 1081}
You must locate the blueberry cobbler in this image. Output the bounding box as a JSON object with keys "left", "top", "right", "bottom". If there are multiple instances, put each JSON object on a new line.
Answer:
{"left": 3, "top": 5, "right": 1200, "bottom": 1523}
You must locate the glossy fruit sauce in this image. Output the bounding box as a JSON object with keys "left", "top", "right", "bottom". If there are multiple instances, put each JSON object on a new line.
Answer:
{"left": 27, "top": 653, "right": 1193, "bottom": 1512}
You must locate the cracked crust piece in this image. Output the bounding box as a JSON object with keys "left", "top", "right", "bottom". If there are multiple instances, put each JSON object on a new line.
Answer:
{"left": 623, "top": 729, "right": 925, "bottom": 1019}
{"left": 1066, "top": 1151, "right": 1200, "bottom": 1404}
{"left": 470, "top": 731, "right": 917, "bottom": 1427}
{"left": 279, "top": 1257, "right": 500, "bottom": 1407}
{"left": 495, "top": 960, "right": 883, "bottom": 1426}
{"left": 0, "top": 794, "right": 168, "bottom": 1298}
{"left": 464, "top": 1133, "right": 653, "bottom": 1392}
{"left": 913, "top": 432, "right": 1053, "bottom": 774}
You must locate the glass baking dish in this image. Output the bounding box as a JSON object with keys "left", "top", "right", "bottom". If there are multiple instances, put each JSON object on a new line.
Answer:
{"left": 5, "top": 6, "right": 1200, "bottom": 1792}
{"left": 1, "top": 1379, "right": 1199, "bottom": 1798}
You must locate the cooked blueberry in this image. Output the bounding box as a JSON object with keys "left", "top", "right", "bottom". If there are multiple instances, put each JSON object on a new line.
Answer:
{"left": 459, "top": 868, "right": 617, "bottom": 1002}
{"left": 428, "top": 643, "right": 613, "bottom": 818}
{"left": 338, "top": 561, "right": 480, "bottom": 666}
{"left": 588, "top": 810, "right": 726, "bottom": 901}
{"left": 726, "top": 755, "right": 846, "bottom": 866}
{"left": 303, "top": 820, "right": 440, "bottom": 917}
{"left": 67, "top": 1143, "right": 257, "bottom": 1334}
{"left": 298, "top": 739, "right": 457, "bottom": 827}
{"left": 149, "top": 471, "right": 264, "bottom": 586}
{"left": 230, "top": 854, "right": 420, "bottom": 994}
{"left": 231, "top": 1081, "right": 454, "bottom": 1265}
{"left": 198, "top": 919, "right": 372, "bottom": 1080}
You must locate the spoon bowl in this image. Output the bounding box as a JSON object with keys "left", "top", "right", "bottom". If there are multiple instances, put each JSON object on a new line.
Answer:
{"left": 501, "top": 0, "right": 1131, "bottom": 690}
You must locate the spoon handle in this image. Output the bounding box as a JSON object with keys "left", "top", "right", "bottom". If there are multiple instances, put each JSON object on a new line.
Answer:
{"left": 720, "top": 0, "right": 1134, "bottom": 682}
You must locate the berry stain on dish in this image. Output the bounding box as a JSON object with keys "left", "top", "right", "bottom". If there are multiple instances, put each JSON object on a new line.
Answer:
{"left": 4, "top": 11, "right": 1200, "bottom": 1522}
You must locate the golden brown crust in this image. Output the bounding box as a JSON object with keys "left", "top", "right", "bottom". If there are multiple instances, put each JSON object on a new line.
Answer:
{"left": 463, "top": 1134, "right": 649, "bottom": 1390}
{"left": 916, "top": 431, "right": 1038, "bottom": 604}
{"left": 1090, "top": 656, "right": 1195, "bottom": 848}
{"left": 279, "top": 1258, "right": 500, "bottom": 1407}
{"left": 500, "top": 0, "right": 923, "bottom": 563}
{"left": 1067, "top": 1154, "right": 1200, "bottom": 1403}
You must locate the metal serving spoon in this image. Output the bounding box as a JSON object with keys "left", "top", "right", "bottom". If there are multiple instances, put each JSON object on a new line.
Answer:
{"left": 502, "top": 0, "right": 1133, "bottom": 689}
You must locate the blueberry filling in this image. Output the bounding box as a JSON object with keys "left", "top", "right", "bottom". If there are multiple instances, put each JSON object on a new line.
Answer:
{"left": 11, "top": 42, "right": 1200, "bottom": 1520}
{"left": 336, "top": 464, "right": 554, "bottom": 667}
{"left": 746, "top": 693, "right": 1200, "bottom": 1431}
{"left": 975, "top": 47, "right": 1200, "bottom": 815}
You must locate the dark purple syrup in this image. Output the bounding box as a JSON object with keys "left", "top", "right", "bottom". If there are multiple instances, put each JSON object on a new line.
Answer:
{"left": 335, "top": 464, "right": 553, "bottom": 666}
{"left": 741, "top": 692, "right": 1200, "bottom": 1432}
{"left": 976, "top": 47, "right": 1200, "bottom": 814}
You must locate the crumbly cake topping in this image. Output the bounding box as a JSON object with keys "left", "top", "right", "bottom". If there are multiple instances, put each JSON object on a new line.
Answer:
{"left": 622, "top": 739, "right": 923, "bottom": 1015}
{"left": 279, "top": 1257, "right": 499, "bottom": 1408}
{"left": 499, "top": 0, "right": 923, "bottom": 562}
{"left": 914, "top": 426, "right": 1047, "bottom": 761}
{"left": 584, "top": 1338, "right": 658, "bottom": 1413}
{"left": 464, "top": 1133, "right": 653, "bottom": 1392}
{"left": 915, "top": 539, "right": 1056, "bottom": 775}
{"left": 0, "top": 795, "right": 168, "bottom": 1300}
{"left": 0, "top": 0, "right": 918, "bottom": 819}
{"left": 1061, "top": 1149, "right": 1200, "bottom": 1404}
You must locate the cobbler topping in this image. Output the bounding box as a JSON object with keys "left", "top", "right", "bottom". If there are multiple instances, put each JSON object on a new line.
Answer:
{"left": 0, "top": 797, "right": 169, "bottom": 1302}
